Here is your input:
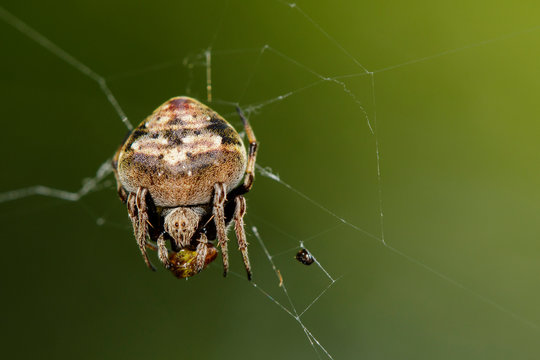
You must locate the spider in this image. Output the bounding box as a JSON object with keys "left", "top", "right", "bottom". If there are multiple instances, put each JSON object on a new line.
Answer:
{"left": 112, "top": 96, "right": 258, "bottom": 280}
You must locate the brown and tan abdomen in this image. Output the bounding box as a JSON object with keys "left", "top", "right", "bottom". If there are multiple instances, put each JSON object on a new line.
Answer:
{"left": 116, "top": 97, "right": 247, "bottom": 207}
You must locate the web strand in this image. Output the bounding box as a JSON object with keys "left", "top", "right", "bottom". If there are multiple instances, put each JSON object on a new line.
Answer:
{"left": 2, "top": 3, "right": 540, "bottom": 359}
{"left": 276, "top": 0, "right": 369, "bottom": 74}
{"left": 0, "top": 159, "right": 112, "bottom": 204}
{"left": 256, "top": 165, "right": 539, "bottom": 331}
{"left": 370, "top": 73, "right": 386, "bottom": 245}
{"left": 251, "top": 226, "right": 336, "bottom": 360}
{"left": 256, "top": 165, "right": 382, "bottom": 242}
{"left": 0, "top": 6, "right": 133, "bottom": 131}
{"left": 205, "top": 48, "right": 213, "bottom": 102}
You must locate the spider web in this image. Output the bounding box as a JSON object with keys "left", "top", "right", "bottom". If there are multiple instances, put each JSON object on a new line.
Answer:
{"left": 1, "top": 1, "right": 540, "bottom": 359}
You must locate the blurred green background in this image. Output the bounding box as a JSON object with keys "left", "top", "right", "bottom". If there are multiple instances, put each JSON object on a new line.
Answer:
{"left": 2, "top": 0, "right": 540, "bottom": 359}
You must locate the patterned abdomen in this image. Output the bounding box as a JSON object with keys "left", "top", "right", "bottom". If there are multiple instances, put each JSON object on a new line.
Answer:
{"left": 117, "top": 97, "right": 247, "bottom": 207}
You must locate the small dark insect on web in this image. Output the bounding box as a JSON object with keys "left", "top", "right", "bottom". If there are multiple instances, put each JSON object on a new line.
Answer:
{"left": 1, "top": 2, "right": 540, "bottom": 359}
{"left": 296, "top": 248, "right": 314, "bottom": 266}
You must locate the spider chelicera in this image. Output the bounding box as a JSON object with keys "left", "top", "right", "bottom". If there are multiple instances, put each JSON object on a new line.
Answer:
{"left": 112, "top": 96, "right": 258, "bottom": 280}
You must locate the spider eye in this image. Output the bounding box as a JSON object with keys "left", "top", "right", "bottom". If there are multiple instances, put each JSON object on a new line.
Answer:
{"left": 175, "top": 222, "right": 179, "bottom": 227}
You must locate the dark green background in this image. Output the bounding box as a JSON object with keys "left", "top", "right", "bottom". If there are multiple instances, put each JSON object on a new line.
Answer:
{"left": 2, "top": 0, "right": 540, "bottom": 359}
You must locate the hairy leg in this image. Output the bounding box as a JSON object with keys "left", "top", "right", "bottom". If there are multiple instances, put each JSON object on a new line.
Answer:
{"left": 127, "top": 187, "right": 155, "bottom": 271}
{"left": 234, "top": 195, "right": 252, "bottom": 280}
{"left": 195, "top": 233, "right": 210, "bottom": 273}
{"left": 157, "top": 232, "right": 171, "bottom": 269}
{"left": 213, "top": 183, "right": 229, "bottom": 277}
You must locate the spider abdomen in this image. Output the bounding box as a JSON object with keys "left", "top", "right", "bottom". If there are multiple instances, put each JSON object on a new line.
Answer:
{"left": 117, "top": 97, "right": 247, "bottom": 207}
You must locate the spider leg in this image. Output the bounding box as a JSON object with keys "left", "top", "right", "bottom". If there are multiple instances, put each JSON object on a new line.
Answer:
{"left": 127, "top": 192, "right": 139, "bottom": 240}
{"left": 195, "top": 233, "right": 209, "bottom": 273}
{"left": 213, "top": 182, "right": 229, "bottom": 277}
{"left": 236, "top": 106, "right": 258, "bottom": 194}
{"left": 112, "top": 147, "right": 128, "bottom": 203}
{"left": 234, "top": 195, "right": 252, "bottom": 280}
{"left": 145, "top": 243, "right": 157, "bottom": 251}
{"left": 129, "top": 187, "right": 156, "bottom": 271}
{"left": 157, "top": 232, "right": 171, "bottom": 269}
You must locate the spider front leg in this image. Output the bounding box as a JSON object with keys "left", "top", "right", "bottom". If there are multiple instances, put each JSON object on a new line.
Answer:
{"left": 234, "top": 195, "right": 252, "bottom": 280}
{"left": 213, "top": 183, "right": 229, "bottom": 277}
{"left": 127, "top": 187, "right": 156, "bottom": 271}
{"left": 195, "top": 233, "right": 210, "bottom": 273}
{"left": 236, "top": 106, "right": 259, "bottom": 194}
{"left": 157, "top": 232, "right": 171, "bottom": 269}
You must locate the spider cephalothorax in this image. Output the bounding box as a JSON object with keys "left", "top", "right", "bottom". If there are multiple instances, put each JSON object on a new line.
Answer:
{"left": 112, "top": 96, "right": 258, "bottom": 280}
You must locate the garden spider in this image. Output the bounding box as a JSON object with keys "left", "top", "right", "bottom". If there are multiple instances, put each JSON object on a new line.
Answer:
{"left": 112, "top": 96, "right": 258, "bottom": 280}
